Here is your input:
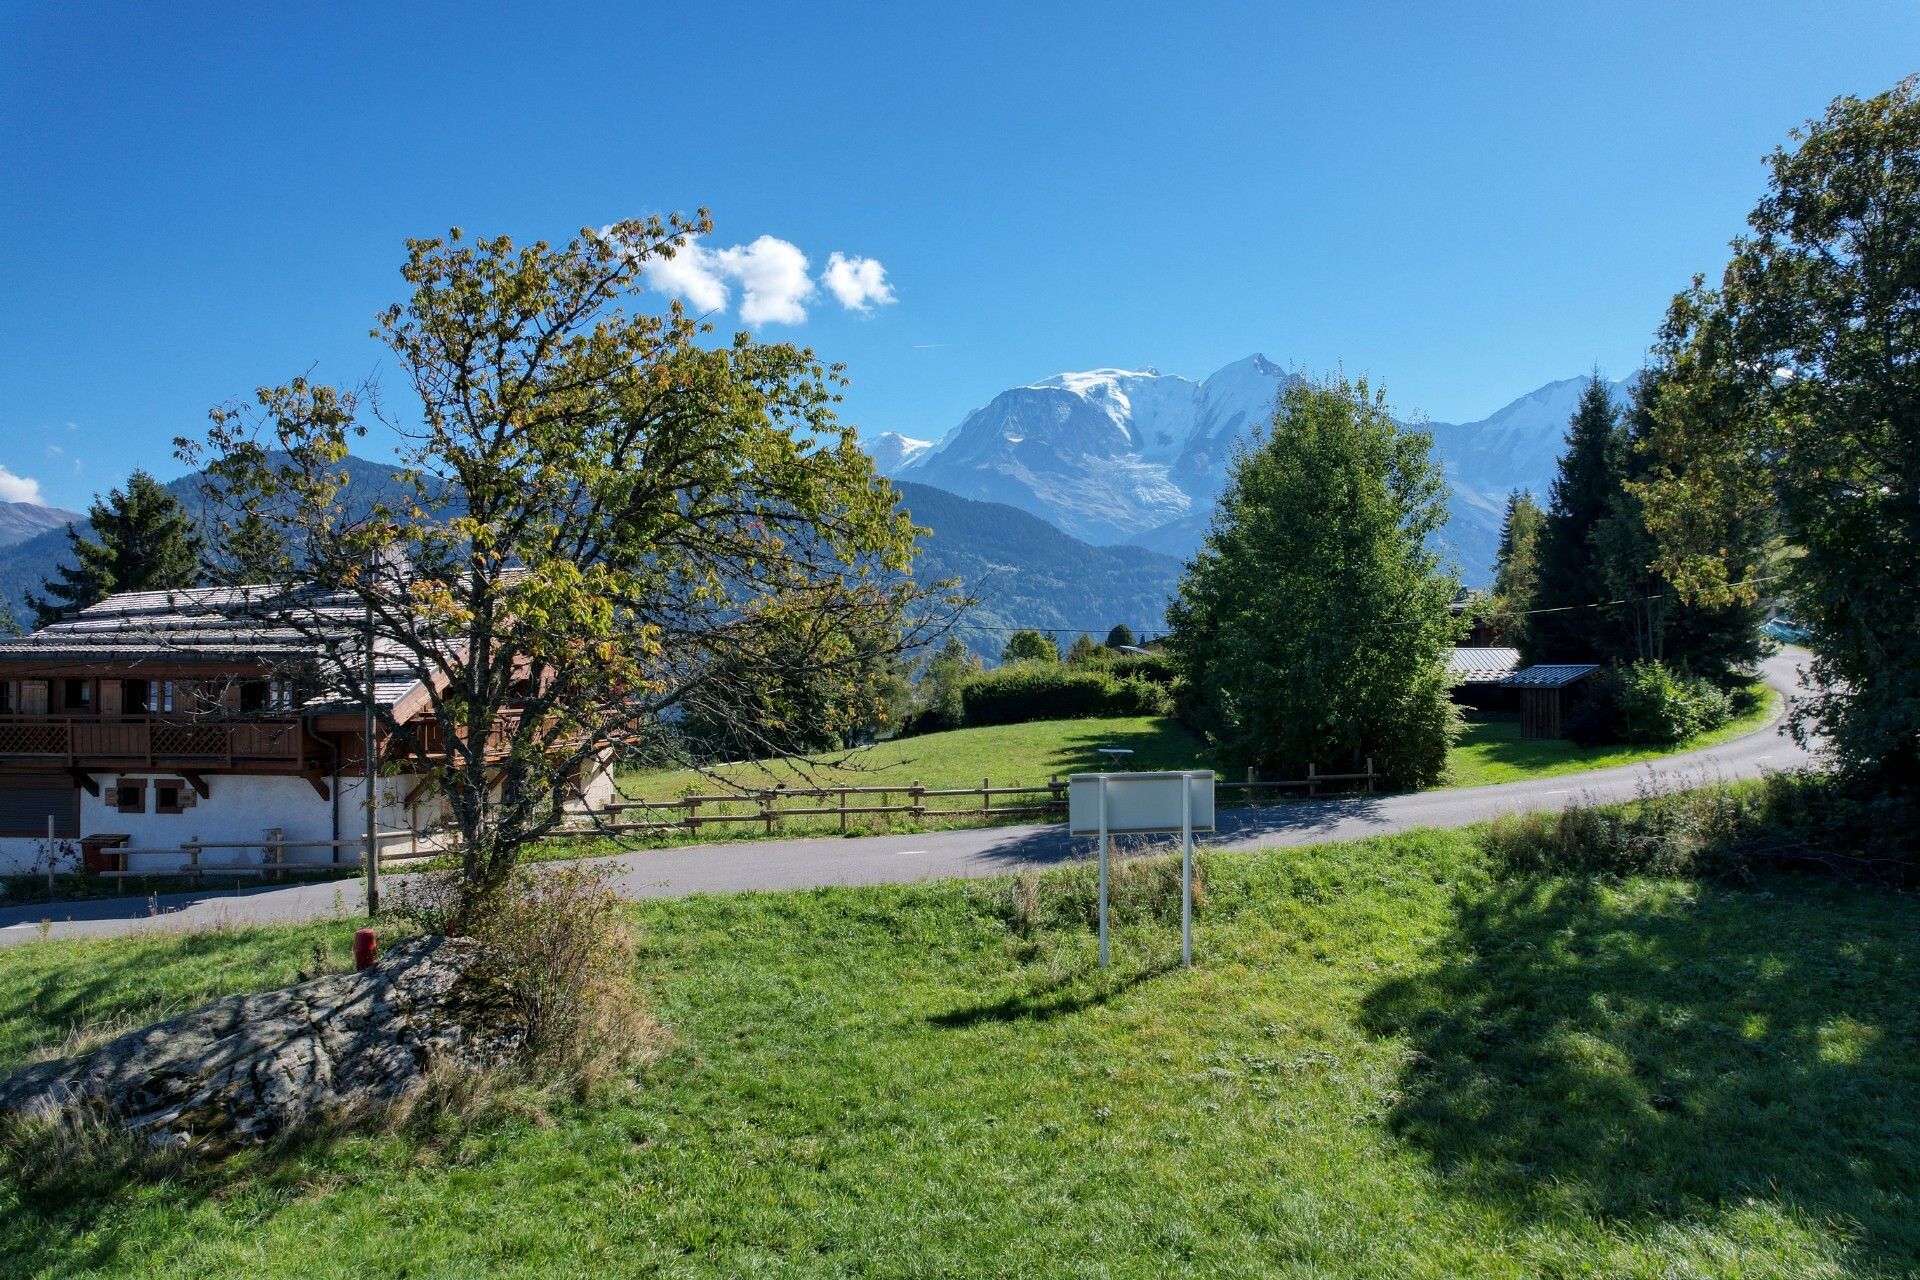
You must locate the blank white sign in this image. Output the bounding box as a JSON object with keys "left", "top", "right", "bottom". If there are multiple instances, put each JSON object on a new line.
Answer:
{"left": 1068, "top": 771, "right": 1216, "bottom": 835}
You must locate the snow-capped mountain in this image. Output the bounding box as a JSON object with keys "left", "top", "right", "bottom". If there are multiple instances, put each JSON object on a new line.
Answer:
{"left": 865, "top": 431, "right": 933, "bottom": 474}
{"left": 875, "top": 356, "right": 1639, "bottom": 585}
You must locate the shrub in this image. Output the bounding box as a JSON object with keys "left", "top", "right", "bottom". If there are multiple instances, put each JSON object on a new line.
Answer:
{"left": 956, "top": 662, "right": 1171, "bottom": 727}
{"left": 1482, "top": 769, "right": 1920, "bottom": 883}
{"left": 393, "top": 862, "right": 655, "bottom": 1090}
{"left": 1569, "top": 661, "right": 1734, "bottom": 746}
{"left": 1614, "top": 661, "right": 1732, "bottom": 744}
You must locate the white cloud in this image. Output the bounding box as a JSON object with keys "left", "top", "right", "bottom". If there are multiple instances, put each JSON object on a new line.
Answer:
{"left": 822, "top": 252, "right": 896, "bottom": 312}
{"left": 643, "top": 237, "right": 731, "bottom": 314}
{"left": 0, "top": 464, "right": 44, "bottom": 504}
{"left": 713, "top": 236, "right": 816, "bottom": 326}
{"left": 641, "top": 234, "right": 818, "bottom": 326}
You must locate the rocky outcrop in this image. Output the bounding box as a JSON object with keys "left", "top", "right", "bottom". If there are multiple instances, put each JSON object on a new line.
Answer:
{"left": 0, "top": 935, "right": 524, "bottom": 1152}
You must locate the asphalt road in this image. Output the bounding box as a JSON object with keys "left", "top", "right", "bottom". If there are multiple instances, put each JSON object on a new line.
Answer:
{"left": 0, "top": 650, "right": 1814, "bottom": 948}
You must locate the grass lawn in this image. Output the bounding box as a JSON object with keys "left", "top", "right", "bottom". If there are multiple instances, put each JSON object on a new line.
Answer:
{"left": 1445, "top": 683, "right": 1780, "bottom": 789}
{"left": 597, "top": 684, "right": 1782, "bottom": 851}
{"left": 599, "top": 715, "right": 1212, "bottom": 847}
{"left": 3, "top": 829, "right": 1916, "bottom": 1277}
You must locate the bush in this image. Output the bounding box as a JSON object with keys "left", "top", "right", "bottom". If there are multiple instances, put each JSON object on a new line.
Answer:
{"left": 393, "top": 862, "right": 654, "bottom": 1090}
{"left": 955, "top": 662, "right": 1172, "bottom": 727}
{"left": 1615, "top": 661, "right": 1732, "bottom": 744}
{"left": 1569, "top": 661, "right": 1734, "bottom": 746}
{"left": 1482, "top": 769, "right": 1920, "bottom": 883}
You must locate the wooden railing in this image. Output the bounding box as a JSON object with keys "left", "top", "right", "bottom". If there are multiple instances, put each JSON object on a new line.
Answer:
{"left": 588, "top": 761, "right": 1379, "bottom": 837}
{"left": 90, "top": 833, "right": 434, "bottom": 884}
{"left": 0, "top": 715, "right": 306, "bottom": 767}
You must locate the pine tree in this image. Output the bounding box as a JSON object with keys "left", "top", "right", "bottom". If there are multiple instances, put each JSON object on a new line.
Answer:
{"left": 209, "top": 509, "right": 294, "bottom": 584}
{"left": 1065, "top": 634, "right": 1100, "bottom": 664}
{"left": 1524, "top": 377, "right": 1619, "bottom": 663}
{"left": 26, "top": 470, "right": 204, "bottom": 626}
{"left": 1487, "top": 489, "right": 1544, "bottom": 644}
{"left": 1104, "top": 623, "right": 1136, "bottom": 649}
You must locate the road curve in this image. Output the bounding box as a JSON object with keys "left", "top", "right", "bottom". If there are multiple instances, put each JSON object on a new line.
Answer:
{"left": 0, "top": 650, "right": 1814, "bottom": 948}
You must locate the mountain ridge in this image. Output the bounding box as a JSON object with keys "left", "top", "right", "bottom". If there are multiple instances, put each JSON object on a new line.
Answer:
{"left": 879, "top": 357, "right": 1637, "bottom": 583}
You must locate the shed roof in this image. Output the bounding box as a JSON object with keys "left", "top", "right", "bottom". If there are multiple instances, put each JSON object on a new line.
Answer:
{"left": 1447, "top": 646, "right": 1522, "bottom": 682}
{"left": 1501, "top": 663, "right": 1602, "bottom": 689}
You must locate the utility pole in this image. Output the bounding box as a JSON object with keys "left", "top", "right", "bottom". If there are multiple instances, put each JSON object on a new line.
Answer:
{"left": 363, "top": 571, "right": 380, "bottom": 915}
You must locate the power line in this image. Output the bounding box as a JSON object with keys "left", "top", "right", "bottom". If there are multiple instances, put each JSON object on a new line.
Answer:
{"left": 958, "top": 571, "right": 1792, "bottom": 637}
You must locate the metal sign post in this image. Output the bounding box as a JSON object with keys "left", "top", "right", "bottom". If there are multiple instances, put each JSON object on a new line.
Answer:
{"left": 1098, "top": 775, "right": 1113, "bottom": 967}
{"left": 1069, "top": 771, "right": 1214, "bottom": 970}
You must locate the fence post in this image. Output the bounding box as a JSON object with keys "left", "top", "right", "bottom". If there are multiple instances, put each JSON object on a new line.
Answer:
{"left": 186, "top": 837, "right": 201, "bottom": 878}
{"left": 1307, "top": 763, "right": 1317, "bottom": 797}
{"left": 911, "top": 779, "right": 925, "bottom": 822}
{"left": 1366, "top": 756, "right": 1375, "bottom": 793}
{"left": 1246, "top": 765, "right": 1255, "bottom": 786}
{"left": 760, "top": 790, "right": 775, "bottom": 836}
{"left": 983, "top": 777, "right": 990, "bottom": 817}
{"left": 839, "top": 786, "right": 848, "bottom": 833}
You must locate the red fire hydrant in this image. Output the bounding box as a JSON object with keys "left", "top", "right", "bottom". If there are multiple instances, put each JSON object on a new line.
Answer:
{"left": 353, "top": 927, "right": 378, "bottom": 971}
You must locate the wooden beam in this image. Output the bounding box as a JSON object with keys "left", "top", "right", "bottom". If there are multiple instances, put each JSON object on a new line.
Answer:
{"left": 67, "top": 769, "right": 99, "bottom": 797}
{"left": 302, "top": 770, "right": 331, "bottom": 800}
{"left": 180, "top": 770, "right": 211, "bottom": 799}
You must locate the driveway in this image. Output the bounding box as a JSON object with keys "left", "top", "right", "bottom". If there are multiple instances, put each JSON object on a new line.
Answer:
{"left": 0, "top": 650, "right": 1814, "bottom": 947}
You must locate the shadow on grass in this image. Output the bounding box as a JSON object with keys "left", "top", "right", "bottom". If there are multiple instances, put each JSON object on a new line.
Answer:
{"left": 1361, "top": 874, "right": 1920, "bottom": 1272}
{"left": 930, "top": 955, "right": 1178, "bottom": 1028}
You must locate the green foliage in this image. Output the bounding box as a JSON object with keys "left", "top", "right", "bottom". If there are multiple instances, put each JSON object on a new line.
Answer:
{"left": 0, "top": 598, "right": 19, "bottom": 636}
{"left": 207, "top": 508, "right": 294, "bottom": 585}
{"left": 1063, "top": 633, "right": 1099, "bottom": 664}
{"left": 1104, "top": 622, "right": 1135, "bottom": 648}
{"left": 1637, "top": 77, "right": 1920, "bottom": 791}
{"left": 1524, "top": 377, "right": 1618, "bottom": 664}
{"left": 182, "top": 216, "right": 931, "bottom": 904}
{"left": 25, "top": 470, "right": 202, "bottom": 626}
{"left": 999, "top": 629, "right": 1059, "bottom": 664}
{"left": 1609, "top": 660, "right": 1733, "bottom": 745}
{"left": 1485, "top": 489, "right": 1543, "bottom": 645}
{"left": 1483, "top": 770, "right": 1919, "bottom": 881}
{"left": 956, "top": 662, "right": 1172, "bottom": 727}
{"left": 1167, "top": 375, "right": 1463, "bottom": 787}
{"left": 909, "top": 635, "right": 982, "bottom": 733}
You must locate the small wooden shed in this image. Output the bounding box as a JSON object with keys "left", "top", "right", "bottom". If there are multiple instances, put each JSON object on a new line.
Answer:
{"left": 1447, "top": 646, "right": 1523, "bottom": 714}
{"left": 1500, "top": 663, "right": 1601, "bottom": 739}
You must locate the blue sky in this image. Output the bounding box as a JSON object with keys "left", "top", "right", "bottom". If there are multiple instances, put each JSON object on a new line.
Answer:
{"left": 2, "top": 1, "right": 1915, "bottom": 511}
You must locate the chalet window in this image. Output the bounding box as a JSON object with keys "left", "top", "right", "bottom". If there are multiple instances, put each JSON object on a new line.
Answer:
{"left": 61, "top": 679, "right": 93, "bottom": 712}
{"left": 0, "top": 681, "right": 13, "bottom": 713}
{"left": 148, "top": 680, "right": 174, "bottom": 712}
{"left": 154, "top": 778, "right": 195, "bottom": 815}
{"left": 269, "top": 678, "right": 294, "bottom": 711}
{"left": 111, "top": 778, "right": 147, "bottom": 814}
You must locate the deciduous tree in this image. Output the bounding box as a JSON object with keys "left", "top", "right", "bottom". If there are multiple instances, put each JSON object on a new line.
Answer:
{"left": 1166, "top": 376, "right": 1462, "bottom": 787}
{"left": 183, "top": 216, "right": 934, "bottom": 913}
{"left": 1000, "top": 629, "right": 1059, "bottom": 664}
{"left": 1636, "top": 78, "right": 1920, "bottom": 787}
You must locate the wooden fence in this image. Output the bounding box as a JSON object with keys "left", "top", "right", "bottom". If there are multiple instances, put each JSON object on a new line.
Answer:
{"left": 588, "top": 760, "right": 1378, "bottom": 837}
{"left": 89, "top": 833, "right": 436, "bottom": 885}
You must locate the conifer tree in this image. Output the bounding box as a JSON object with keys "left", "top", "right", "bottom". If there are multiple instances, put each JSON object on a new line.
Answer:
{"left": 1524, "top": 377, "right": 1619, "bottom": 663}
{"left": 208, "top": 508, "right": 294, "bottom": 585}
{"left": 1487, "top": 489, "right": 1544, "bottom": 644}
{"left": 26, "top": 470, "right": 203, "bottom": 626}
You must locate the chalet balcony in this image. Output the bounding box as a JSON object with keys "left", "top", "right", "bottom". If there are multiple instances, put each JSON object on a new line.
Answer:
{"left": 0, "top": 715, "right": 307, "bottom": 769}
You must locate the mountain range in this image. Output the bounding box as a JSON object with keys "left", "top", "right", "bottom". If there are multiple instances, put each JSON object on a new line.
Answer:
{"left": 877, "top": 356, "right": 1634, "bottom": 584}
{"left": 0, "top": 468, "right": 1182, "bottom": 657}
{"left": 0, "top": 359, "right": 1625, "bottom": 646}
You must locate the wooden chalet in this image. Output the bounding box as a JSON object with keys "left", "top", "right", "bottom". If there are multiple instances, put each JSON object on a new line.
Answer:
{"left": 0, "top": 586, "right": 611, "bottom": 875}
